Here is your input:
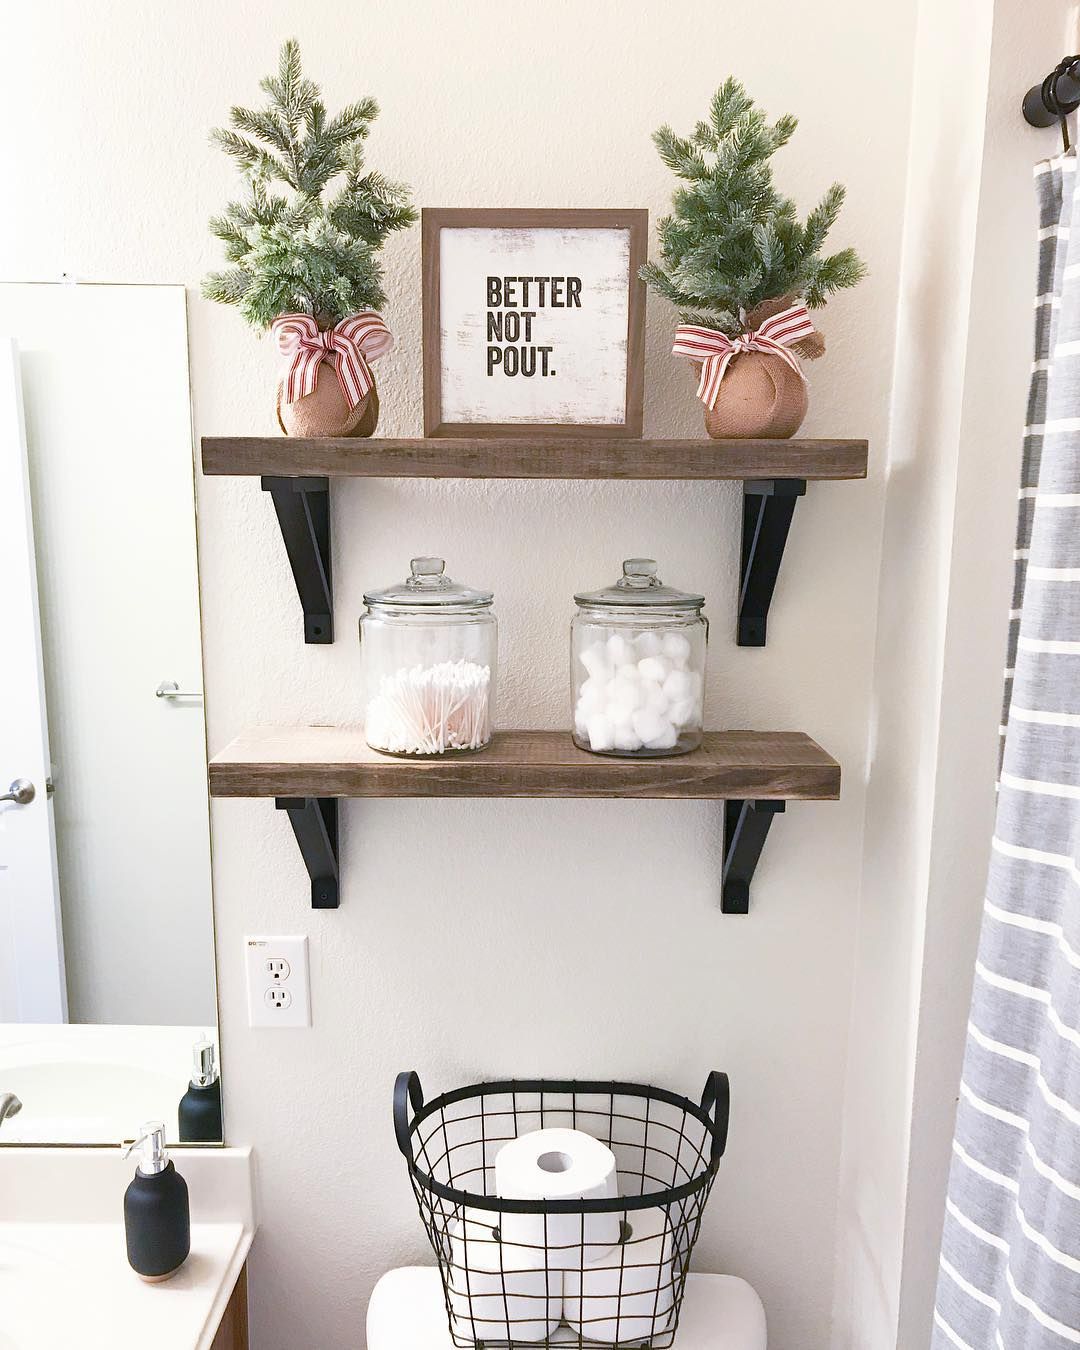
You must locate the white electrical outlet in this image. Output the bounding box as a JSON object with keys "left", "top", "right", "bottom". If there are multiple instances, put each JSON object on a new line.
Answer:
{"left": 245, "top": 936, "right": 311, "bottom": 1028}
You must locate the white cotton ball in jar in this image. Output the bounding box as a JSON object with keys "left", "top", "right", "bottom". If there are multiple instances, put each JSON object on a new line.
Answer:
{"left": 613, "top": 724, "right": 644, "bottom": 752}
{"left": 668, "top": 698, "right": 697, "bottom": 729}
{"left": 634, "top": 630, "right": 663, "bottom": 658}
{"left": 606, "top": 633, "right": 638, "bottom": 667}
{"left": 580, "top": 640, "right": 612, "bottom": 681}
{"left": 586, "top": 714, "right": 615, "bottom": 752}
{"left": 662, "top": 668, "right": 692, "bottom": 703}
{"left": 632, "top": 708, "right": 670, "bottom": 745}
{"left": 641, "top": 679, "right": 669, "bottom": 716}
{"left": 661, "top": 632, "right": 692, "bottom": 668}
{"left": 645, "top": 722, "right": 679, "bottom": 750}
{"left": 577, "top": 676, "right": 606, "bottom": 712}
{"left": 611, "top": 668, "right": 646, "bottom": 714}
{"left": 637, "top": 656, "right": 669, "bottom": 684}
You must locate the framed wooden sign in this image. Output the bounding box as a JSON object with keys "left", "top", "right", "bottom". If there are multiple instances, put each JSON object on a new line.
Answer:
{"left": 422, "top": 208, "right": 647, "bottom": 438}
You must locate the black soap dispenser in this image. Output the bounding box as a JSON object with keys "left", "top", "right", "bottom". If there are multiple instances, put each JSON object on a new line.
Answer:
{"left": 123, "top": 1121, "right": 191, "bottom": 1282}
{"left": 178, "top": 1038, "right": 223, "bottom": 1142}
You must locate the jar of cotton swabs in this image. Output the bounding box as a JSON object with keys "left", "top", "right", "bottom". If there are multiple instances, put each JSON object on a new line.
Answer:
{"left": 572, "top": 558, "right": 707, "bottom": 756}
{"left": 360, "top": 558, "right": 497, "bottom": 755}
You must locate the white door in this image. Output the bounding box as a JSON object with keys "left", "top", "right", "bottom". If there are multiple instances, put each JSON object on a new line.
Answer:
{"left": 0, "top": 338, "right": 66, "bottom": 1022}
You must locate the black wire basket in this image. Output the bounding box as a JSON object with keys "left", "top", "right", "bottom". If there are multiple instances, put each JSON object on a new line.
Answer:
{"left": 394, "top": 1071, "right": 730, "bottom": 1348}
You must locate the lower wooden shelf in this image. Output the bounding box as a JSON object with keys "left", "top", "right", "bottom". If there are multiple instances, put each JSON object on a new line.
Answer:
{"left": 208, "top": 728, "right": 841, "bottom": 913}
{"left": 209, "top": 727, "right": 839, "bottom": 799}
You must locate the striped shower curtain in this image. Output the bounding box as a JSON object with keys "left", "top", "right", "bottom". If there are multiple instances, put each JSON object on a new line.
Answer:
{"left": 931, "top": 153, "right": 1080, "bottom": 1348}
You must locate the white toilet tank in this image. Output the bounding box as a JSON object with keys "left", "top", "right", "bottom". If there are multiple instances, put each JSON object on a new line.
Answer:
{"left": 367, "top": 1266, "right": 767, "bottom": 1350}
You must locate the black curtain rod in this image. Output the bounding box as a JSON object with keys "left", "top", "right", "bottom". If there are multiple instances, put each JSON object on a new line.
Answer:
{"left": 1024, "top": 56, "right": 1080, "bottom": 128}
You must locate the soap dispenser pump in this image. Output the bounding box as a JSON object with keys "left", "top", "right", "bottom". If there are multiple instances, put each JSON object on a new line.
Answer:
{"left": 178, "top": 1038, "right": 223, "bottom": 1142}
{"left": 123, "top": 1121, "right": 190, "bottom": 1281}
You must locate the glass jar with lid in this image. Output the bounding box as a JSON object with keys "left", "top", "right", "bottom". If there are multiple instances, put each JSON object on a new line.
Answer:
{"left": 359, "top": 557, "right": 497, "bottom": 755}
{"left": 571, "top": 559, "right": 707, "bottom": 756}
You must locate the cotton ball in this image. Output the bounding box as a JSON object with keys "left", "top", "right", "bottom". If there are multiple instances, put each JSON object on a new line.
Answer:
{"left": 644, "top": 722, "right": 679, "bottom": 751}
{"left": 606, "top": 633, "right": 638, "bottom": 667}
{"left": 575, "top": 708, "right": 591, "bottom": 737}
{"left": 578, "top": 676, "right": 605, "bottom": 709}
{"left": 637, "top": 656, "right": 669, "bottom": 684}
{"left": 612, "top": 668, "right": 645, "bottom": 714}
{"left": 663, "top": 669, "right": 692, "bottom": 702}
{"left": 634, "top": 630, "right": 662, "bottom": 658}
{"left": 609, "top": 689, "right": 645, "bottom": 722}
{"left": 632, "top": 708, "right": 668, "bottom": 744}
{"left": 661, "top": 632, "right": 692, "bottom": 667}
{"left": 580, "top": 641, "right": 612, "bottom": 681}
{"left": 586, "top": 714, "right": 615, "bottom": 751}
{"left": 613, "top": 725, "right": 644, "bottom": 752}
{"left": 668, "top": 698, "right": 696, "bottom": 728}
{"left": 641, "top": 679, "right": 669, "bottom": 716}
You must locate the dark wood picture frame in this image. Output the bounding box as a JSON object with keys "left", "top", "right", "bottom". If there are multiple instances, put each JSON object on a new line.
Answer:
{"left": 422, "top": 207, "right": 647, "bottom": 439}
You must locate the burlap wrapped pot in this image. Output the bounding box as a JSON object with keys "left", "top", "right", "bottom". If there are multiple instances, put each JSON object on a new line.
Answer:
{"left": 276, "top": 358, "right": 379, "bottom": 437}
{"left": 703, "top": 351, "right": 808, "bottom": 439}
{"left": 700, "top": 294, "right": 824, "bottom": 440}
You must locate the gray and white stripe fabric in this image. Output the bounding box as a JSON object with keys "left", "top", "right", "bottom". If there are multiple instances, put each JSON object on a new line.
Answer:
{"left": 931, "top": 152, "right": 1080, "bottom": 1349}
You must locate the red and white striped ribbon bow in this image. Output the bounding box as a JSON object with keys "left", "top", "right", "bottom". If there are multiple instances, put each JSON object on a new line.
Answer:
{"left": 271, "top": 311, "right": 394, "bottom": 409}
{"left": 671, "top": 302, "right": 816, "bottom": 411}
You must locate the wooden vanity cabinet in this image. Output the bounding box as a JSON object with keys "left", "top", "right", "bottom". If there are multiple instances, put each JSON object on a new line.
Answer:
{"left": 211, "top": 1265, "right": 249, "bottom": 1350}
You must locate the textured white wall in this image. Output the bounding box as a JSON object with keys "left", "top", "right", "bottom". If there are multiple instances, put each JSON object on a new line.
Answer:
{"left": 4, "top": 3, "right": 914, "bottom": 1346}
{"left": 897, "top": 3, "right": 1080, "bottom": 1343}
{"left": 833, "top": 4, "right": 1078, "bottom": 1345}
{"left": 831, "top": 4, "right": 996, "bottom": 1343}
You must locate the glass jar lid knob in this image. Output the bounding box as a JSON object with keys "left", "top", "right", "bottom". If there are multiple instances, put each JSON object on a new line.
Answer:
{"left": 407, "top": 557, "right": 451, "bottom": 590}
{"left": 617, "top": 558, "right": 661, "bottom": 591}
{"left": 411, "top": 557, "right": 444, "bottom": 578}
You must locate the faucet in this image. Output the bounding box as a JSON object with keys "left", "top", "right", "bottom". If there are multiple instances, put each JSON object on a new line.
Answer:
{"left": 0, "top": 1093, "right": 22, "bottom": 1129}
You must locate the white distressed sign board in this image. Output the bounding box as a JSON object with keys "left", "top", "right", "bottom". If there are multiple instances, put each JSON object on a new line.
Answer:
{"left": 438, "top": 226, "right": 632, "bottom": 426}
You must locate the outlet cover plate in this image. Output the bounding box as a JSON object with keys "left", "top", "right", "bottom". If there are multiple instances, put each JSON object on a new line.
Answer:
{"left": 245, "top": 935, "right": 311, "bottom": 1028}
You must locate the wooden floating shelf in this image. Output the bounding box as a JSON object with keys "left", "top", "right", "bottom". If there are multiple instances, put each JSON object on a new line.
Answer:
{"left": 209, "top": 728, "right": 841, "bottom": 914}
{"left": 201, "top": 435, "right": 868, "bottom": 482}
{"left": 209, "top": 727, "right": 840, "bottom": 799}
{"left": 202, "top": 435, "right": 868, "bottom": 649}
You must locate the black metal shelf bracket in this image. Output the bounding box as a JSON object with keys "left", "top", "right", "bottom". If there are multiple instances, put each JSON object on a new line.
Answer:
{"left": 261, "top": 476, "right": 333, "bottom": 644}
{"left": 275, "top": 797, "right": 339, "bottom": 908}
{"left": 738, "top": 479, "right": 807, "bottom": 646}
{"left": 722, "top": 799, "right": 785, "bottom": 913}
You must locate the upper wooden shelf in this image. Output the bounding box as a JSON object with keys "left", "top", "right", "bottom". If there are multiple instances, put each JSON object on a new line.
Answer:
{"left": 201, "top": 436, "right": 868, "bottom": 482}
{"left": 209, "top": 727, "right": 841, "bottom": 801}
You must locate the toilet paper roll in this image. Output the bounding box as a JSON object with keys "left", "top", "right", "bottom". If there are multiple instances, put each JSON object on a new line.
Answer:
{"left": 563, "top": 1206, "right": 676, "bottom": 1344}
{"left": 447, "top": 1214, "right": 563, "bottom": 1343}
{"left": 495, "top": 1128, "right": 622, "bottom": 1270}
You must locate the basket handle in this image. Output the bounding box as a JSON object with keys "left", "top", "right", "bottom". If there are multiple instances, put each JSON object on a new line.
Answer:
{"left": 701, "top": 1071, "right": 730, "bottom": 1163}
{"left": 394, "top": 1070, "right": 425, "bottom": 1163}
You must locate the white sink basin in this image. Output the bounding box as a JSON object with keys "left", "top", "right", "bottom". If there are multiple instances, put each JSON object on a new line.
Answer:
{"left": 0, "top": 1148, "right": 254, "bottom": 1350}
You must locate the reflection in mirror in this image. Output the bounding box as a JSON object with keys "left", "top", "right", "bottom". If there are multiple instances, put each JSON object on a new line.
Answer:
{"left": 0, "top": 283, "right": 220, "bottom": 1144}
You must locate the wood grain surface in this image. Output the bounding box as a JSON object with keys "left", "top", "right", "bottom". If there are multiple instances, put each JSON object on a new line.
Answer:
{"left": 201, "top": 436, "right": 868, "bottom": 481}
{"left": 210, "top": 1266, "right": 249, "bottom": 1350}
{"left": 209, "top": 728, "right": 841, "bottom": 801}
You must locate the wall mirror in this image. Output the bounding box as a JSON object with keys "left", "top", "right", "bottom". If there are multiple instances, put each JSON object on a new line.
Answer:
{"left": 0, "top": 283, "right": 220, "bottom": 1145}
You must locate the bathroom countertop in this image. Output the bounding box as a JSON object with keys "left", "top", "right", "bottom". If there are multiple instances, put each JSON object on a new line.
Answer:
{"left": 0, "top": 1145, "right": 256, "bottom": 1350}
{"left": 0, "top": 1220, "right": 250, "bottom": 1350}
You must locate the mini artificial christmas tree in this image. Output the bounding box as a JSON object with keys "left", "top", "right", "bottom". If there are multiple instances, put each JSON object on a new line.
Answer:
{"left": 641, "top": 78, "right": 865, "bottom": 439}
{"left": 204, "top": 40, "right": 416, "bottom": 437}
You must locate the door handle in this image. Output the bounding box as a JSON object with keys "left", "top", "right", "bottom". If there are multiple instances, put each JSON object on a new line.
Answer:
{"left": 0, "top": 779, "right": 35, "bottom": 805}
{"left": 155, "top": 681, "right": 203, "bottom": 700}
